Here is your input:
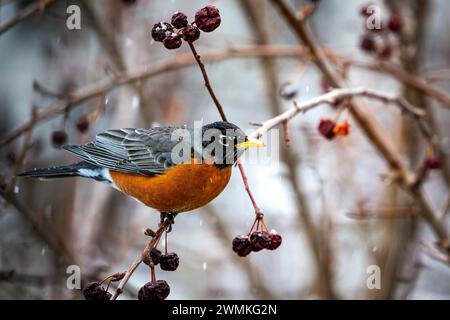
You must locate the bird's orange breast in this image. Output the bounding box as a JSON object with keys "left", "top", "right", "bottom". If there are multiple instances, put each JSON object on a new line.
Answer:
{"left": 109, "top": 164, "right": 232, "bottom": 213}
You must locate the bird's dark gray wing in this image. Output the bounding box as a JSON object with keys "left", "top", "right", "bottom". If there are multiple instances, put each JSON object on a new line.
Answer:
{"left": 63, "top": 127, "right": 184, "bottom": 176}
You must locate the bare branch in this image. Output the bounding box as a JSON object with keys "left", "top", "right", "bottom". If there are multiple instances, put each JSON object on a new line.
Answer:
{"left": 248, "top": 87, "right": 425, "bottom": 140}
{"left": 0, "top": 0, "right": 56, "bottom": 35}
{"left": 0, "top": 45, "right": 307, "bottom": 147}
{"left": 110, "top": 219, "right": 171, "bottom": 300}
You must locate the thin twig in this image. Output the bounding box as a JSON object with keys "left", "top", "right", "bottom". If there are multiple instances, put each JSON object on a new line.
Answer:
{"left": 110, "top": 219, "right": 171, "bottom": 300}
{"left": 248, "top": 87, "right": 425, "bottom": 140}
{"left": 187, "top": 41, "right": 265, "bottom": 217}
{"left": 269, "top": 0, "right": 450, "bottom": 256}
{"left": 350, "top": 60, "right": 450, "bottom": 110}
{"left": 187, "top": 42, "right": 228, "bottom": 122}
{"left": 236, "top": 161, "right": 262, "bottom": 215}
{"left": 420, "top": 240, "right": 450, "bottom": 266}
{"left": 0, "top": 0, "right": 56, "bottom": 35}
{"left": 0, "top": 45, "right": 308, "bottom": 147}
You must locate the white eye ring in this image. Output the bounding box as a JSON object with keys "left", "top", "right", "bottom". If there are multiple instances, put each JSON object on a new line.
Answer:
{"left": 219, "top": 134, "right": 229, "bottom": 146}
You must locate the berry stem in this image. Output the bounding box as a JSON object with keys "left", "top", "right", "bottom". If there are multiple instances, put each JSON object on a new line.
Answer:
{"left": 237, "top": 161, "right": 263, "bottom": 215}
{"left": 260, "top": 218, "right": 270, "bottom": 232}
{"left": 188, "top": 42, "right": 228, "bottom": 122}
{"left": 110, "top": 218, "right": 172, "bottom": 300}
{"left": 151, "top": 265, "right": 156, "bottom": 284}
{"left": 188, "top": 41, "right": 263, "bottom": 217}
{"left": 164, "top": 230, "right": 168, "bottom": 255}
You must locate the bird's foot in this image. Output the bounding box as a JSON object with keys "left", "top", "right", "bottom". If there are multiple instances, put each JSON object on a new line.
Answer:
{"left": 160, "top": 212, "right": 178, "bottom": 232}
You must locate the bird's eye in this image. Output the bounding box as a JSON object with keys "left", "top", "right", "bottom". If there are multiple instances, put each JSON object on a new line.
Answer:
{"left": 218, "top": 134, "right": 229, "bottom": 146}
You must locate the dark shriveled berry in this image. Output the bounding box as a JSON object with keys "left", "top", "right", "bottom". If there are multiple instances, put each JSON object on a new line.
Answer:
{"left": 138, "top": 280, "right": 170, "bottom": 300}
{"left": 250, "top": 231, "right": 271, "bottom": 252}
{"left": 151, "top": 248, "right": 162, "bottom": 265}
{"left": 171, "top": 12, "right": 188, "bottom": 29}
{"left": 360, "top": 34, "right": 376, "bottom": 52}
{"left": 182, "top": 24, "right": 201, "bottom": 42}
{"left": 232, "top": 235, "right": 252, "bottom": 257}
{"left": 388, "top": 14, "right": 403, "bottom": 33}
{"left": 51, "top": 130, "right": 68, "bottom": 148}
{"left": 76, "top": 115, "right": 89, "bottom": 133}
{"left": 318, "top": 119, "right": 336, "bottom": 140}
{"left": 195, "top": 6, "right": 221, "bottom": 32}
{"left": 163, "top": 35, "right": 182, "bottom": 49}
{"left": 151, "top": 22, "right": 173, "bottom": 42}
{"left": 143, "top": 248, "right": 162, "bottom": 266}
{"left": 378, "top": 45, "right": 393, "bottom": 60}
{"left": 83, "top": 282, "right": 112, "bottom": 300}
{"left": 268, "top": 231, "right": 282, "bottom": 250}
{"left": 160, "top": 252, "right": 179, "bottom": 271}
{"left": 425, "top": 156, "right": 441, "bottom": 170}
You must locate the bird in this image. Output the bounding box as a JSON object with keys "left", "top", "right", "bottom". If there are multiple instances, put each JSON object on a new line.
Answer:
{"left": 18, "top": 121, "right": 264, "bottom": 227}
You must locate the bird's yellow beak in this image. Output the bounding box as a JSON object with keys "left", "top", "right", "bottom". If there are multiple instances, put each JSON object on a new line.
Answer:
{"left": 236, "top": 138, "right": 265, "bottom": 150}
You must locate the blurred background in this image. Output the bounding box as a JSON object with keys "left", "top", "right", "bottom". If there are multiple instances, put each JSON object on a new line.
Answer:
{"left": 1, "top": 0, "right": 450, "bottom": 299}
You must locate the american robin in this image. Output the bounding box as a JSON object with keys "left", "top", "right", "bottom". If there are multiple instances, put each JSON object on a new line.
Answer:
{"left": 19, "top": 121, "right": 263, "bottom": 227}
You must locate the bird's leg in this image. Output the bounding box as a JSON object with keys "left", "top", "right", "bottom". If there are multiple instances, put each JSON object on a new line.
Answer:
{"left": 160, "top": 212, "right": 178, "bottom": 232}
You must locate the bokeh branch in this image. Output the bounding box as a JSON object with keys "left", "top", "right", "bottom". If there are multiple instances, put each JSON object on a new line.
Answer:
{"left": 270, "top": 0, "right": 450, "bottom": 258}
{"left": 0, "top": 0, "right": 56, "bottom": 35}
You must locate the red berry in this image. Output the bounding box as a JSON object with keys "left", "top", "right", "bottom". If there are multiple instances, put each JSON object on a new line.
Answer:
{"left": 163, "top": 34, "right": 182, "bottom": 49}
{"left": 160, "top": 252, "right": 179, "bottom": 271}
{"left": 267, "top": 231, "right": 282, "bottom": 250}
{"left": 171, "top": 12, "right": 188, "bottom": 29}
{"left": 360, "top": 34, "right": 376, "bottom": 52}
{"left": 138, "top": 280, "right": 170, "bottom": 300}
{"left": 82, "top": 282, "right": 112, "bottom": 300}
{"left": 76, "top": 115, "right": 89, "bottom": 133}
{"left": 51, "top": 130, "right": 68, "bottom": 148}
{"left": 425, "top": 156, "right": 441, "bottom": 170}
{"left": 378, "top": 45, "right": 393, "bottom": 60}
{"left": 151, "top": 22, "right": 173, "bottom": 42}
{"left": 232, "top": 235, "right": 252, "bottom": 257}
{"left": 250, "top": 231, "right": 271, "bottom": 252}
{"left": 388, "top": 14, "right": 403, "bottom": 33}
{"left": 195, "top": 5, "right": 221, "bottom": 32}
{"left": 318, "top": 119, "right": 336, "bottom": 140}
{"left": 143, "top": 248, "right": 162, "bottom": 266}
{"left": 182, "top": 24, "right": 201, "bottom": 42}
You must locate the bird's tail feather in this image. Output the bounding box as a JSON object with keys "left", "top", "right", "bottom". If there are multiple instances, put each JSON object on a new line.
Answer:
{"left": 17, "top": 162, "right": 98, "bottom": 180}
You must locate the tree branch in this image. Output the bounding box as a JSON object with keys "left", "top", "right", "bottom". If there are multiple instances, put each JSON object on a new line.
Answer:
{"left": 248, "top": 87, "right": 426, "bottom": 140}
{"left": 0, "top": 45, "right": 307, "bottom": 147}
{"left": 187, "top": 42, "right": 228, "bottom": 122}
{"left": 110, "top": 219, "right": 171, "bottom": 300}
{"left": 0, "top": 0, "right": 56, "bottom": 35}
{"left": 269, "top": 0, "right": 450, "bottom": 257}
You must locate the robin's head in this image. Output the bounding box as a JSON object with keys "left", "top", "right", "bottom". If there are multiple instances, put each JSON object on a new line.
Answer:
{"left": 201, "top": 121, "right": 264, "bottom": 168}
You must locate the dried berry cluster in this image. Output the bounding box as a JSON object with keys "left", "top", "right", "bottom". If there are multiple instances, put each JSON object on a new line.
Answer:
{"left": 232, "top": 215, "right": 282, "bottom": 257}
{"left": 151, "top": 6, "right": 221, "bottom": 50}
{"left": 134, "top": 232, "right": 180, "bottom": 300}
{"left": 137, "top": 233, "right": 179, "bottom": 300}
{"left": 82, "top": 228, "right": 178, "bottom": 300}
{"left": 359, "top": 4, "right": 404, "bottom": 60}
{"left": 143, "top": 247, "right": 180, "bottom": 272}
